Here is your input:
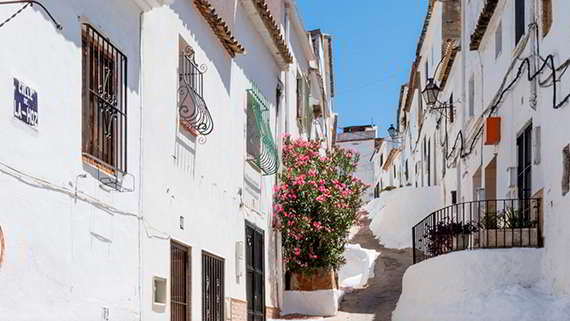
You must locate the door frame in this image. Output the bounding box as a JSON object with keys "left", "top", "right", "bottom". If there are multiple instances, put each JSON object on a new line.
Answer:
{"left": 171, "top": 240, "right": 192, "bottom": 321}
{"left": 245, "top": 221, "right": 266, "bottom": 321}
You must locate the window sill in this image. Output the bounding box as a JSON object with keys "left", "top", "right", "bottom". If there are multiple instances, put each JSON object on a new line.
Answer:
{"left": 82, "top": 153, "right": 117, "bottom": 176}
{"left": 179, "top": 120, "right": 200, "bottom": 137}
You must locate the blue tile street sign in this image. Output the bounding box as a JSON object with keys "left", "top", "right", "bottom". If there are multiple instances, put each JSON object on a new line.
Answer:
{"left": 13, "top": 78, "right": 38, "bottom": 128}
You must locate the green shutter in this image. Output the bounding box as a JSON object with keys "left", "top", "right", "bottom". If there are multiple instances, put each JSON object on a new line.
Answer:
{"left": 246, "top": 88, "right": 279, "bottom": 175}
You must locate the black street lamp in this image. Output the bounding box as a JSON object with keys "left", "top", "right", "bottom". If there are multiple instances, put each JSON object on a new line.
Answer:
{"left": 422, "top": 78, "right": 441, "bottom": 106}
{"left": 387, "top": 124, "right": 397, "bottom": 139}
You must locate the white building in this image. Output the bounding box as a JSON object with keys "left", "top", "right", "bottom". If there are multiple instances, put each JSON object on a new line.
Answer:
{"left": 0, "top": 0, "right": 335, "bottom": 320}
{"left": 388, "top": 0, "right": 570, "bottom": 300}
{"left": 336, "top": 125, "right": 377, "bottom": 202}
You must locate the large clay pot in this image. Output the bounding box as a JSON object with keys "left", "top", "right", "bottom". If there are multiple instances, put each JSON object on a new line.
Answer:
{"left": 289, "top": 269, "right": 338, "bottom": 291}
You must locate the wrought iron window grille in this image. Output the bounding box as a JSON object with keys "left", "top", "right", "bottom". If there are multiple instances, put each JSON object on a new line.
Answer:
{"left": 246, "top": 86, "right": 278, "bottom": 176}
{"left": 178, "top": 45, "right": 214, "bottom": 139}
{"left": 82, "top": 24, "right": 130, "bottom": 192}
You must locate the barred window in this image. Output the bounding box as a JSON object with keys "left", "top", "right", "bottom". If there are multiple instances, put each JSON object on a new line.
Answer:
{"left": 82, "top": 24, "right": 128, "bottom": 173}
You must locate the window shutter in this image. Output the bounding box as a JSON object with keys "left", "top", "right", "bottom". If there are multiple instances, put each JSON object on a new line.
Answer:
{"left": 495, "top": 21, "right": 502, "bottom": 59}
{"left": 296, "top": 75, "right": 302, "bottom": 119}
{"left": 542, "top": 0, "right": 553, "bottom": 37}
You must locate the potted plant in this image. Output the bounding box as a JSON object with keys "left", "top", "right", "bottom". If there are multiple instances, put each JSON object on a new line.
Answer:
{"left": 425, "top": 219, "right": 478, "bottom": 256}
{"left": 272, "top": 136, "right": 367, "bottom": 292}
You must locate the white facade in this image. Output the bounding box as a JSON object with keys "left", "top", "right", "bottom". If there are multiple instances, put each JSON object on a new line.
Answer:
{"left": 389, "top": 0, "right": 570, "bottom": 300}
{"left": 336, "top": 126, "right": 377, "bottom": 202}
{"left": 0, "top": 0, "right": 335, "bottom": 320}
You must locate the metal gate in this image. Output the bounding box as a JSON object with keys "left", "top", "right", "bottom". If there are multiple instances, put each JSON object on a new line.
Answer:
{"left": 171, "top": 242, "right": 191, "bottom": 321}
{"left": 246, "top": 223, "right": 265, "bottom": 321}
{"left": 202, "top": 252, "right": 225, "bottom": 321}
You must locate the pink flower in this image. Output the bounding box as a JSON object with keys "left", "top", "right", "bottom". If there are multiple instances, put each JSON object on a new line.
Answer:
{"left": 273, "top": 204, "right": 284, "bottom": 213}
{"left": 294, "top": 248, "right": 301, "bottom": 256}
{"left": 316, "top": 195, "right": 327, "bottom": 202}
{"left": 294, "top": 175, "right": 306, "bottom": 186}
{"left": 312, "top": 221, "right": 322, "bottom": 230}
{"left": 308, "top": 168, "right": 317, "bottom": 177}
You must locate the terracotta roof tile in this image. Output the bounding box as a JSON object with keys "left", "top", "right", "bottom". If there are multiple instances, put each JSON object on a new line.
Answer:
{"left": 469, "top": 0, "right": 499, "bottom": 50}
{"left": 438, "top": 40, "right": 460, "bottom": 89}
{"left": 250, "top": 0, "right": 293, "bottom": 64}
{"left": 193, "top": 0, "right": 246, "bottom": 57}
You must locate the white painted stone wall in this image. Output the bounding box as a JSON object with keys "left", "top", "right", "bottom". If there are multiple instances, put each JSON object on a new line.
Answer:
{"left": 337, "top": 137, "right": 376, "bottom": 202}
{"left": 0, "top": 0, "right": 149, "bottom": 320}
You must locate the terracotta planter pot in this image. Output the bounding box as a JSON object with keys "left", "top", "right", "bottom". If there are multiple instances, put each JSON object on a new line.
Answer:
{"left": 289, "top": 269, "right": 338, "bottom": 291}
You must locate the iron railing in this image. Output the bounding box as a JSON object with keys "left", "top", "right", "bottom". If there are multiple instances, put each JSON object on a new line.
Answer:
{"left": 178, "top": 46, "right": 214, "bottom": 136}
{"left": 246, "top": 87, "right": 279, "bottom": 176}
{"left": 412, "top": 198, "right": 543, "bottom": 264}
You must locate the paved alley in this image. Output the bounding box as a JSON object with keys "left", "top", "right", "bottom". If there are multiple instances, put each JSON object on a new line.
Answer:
{"left": 330, "top": 216, "right": 413, "bottom": 321}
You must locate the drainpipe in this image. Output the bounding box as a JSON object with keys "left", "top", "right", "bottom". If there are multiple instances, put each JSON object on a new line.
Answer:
{"left": 529, "top": 0, "right": 538, "bottom": 111}
{"left": 137, "top": 10, "right": 146, "bottom": 321}
{"left": 457, "top": 0, "right": 467, "bottom": 203}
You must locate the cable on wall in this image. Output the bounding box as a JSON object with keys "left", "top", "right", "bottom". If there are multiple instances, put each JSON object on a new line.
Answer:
{"left": 0, "top": 1, "right": 62, "bottom": 30}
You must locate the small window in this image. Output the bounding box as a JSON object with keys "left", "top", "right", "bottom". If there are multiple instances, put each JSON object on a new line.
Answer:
{"left": 296, "top": 73, "right": 303, "bottom": 119}
{"left": 542, "top": 0, "right": 553, "bottom": 37}
{"left": 469, "top": 75, "right": 475, "bottom": 117}
{"left": 495, "top": 21, "right": 502, "bottom": 59}
{"left": 82, "top": 24, "right": 128, "bottom": 173}
{"left": 515, "top": 0, "right": 525, "bottom": 45}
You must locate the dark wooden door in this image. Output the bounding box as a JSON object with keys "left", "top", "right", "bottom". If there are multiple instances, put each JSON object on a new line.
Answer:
{"left": 246, "top": 223, "right": 265, "bottom": 321}
{"left": 202, "top": 252, "right": 224, "bottom": 321}
{"left": 171, "top": 242, "right": 191, "bottom": 321}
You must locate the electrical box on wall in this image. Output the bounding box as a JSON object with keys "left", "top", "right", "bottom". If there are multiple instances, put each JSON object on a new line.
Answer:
{"left": 484, "top": 117, "right": 501, "bottom": 145}
{"left": 153, "top": 276, "right": 167, "bottom": 305}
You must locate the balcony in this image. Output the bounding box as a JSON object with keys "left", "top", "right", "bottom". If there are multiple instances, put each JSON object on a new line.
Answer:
{"left": 412, "top": 198, "right": 543, "bottom": 264}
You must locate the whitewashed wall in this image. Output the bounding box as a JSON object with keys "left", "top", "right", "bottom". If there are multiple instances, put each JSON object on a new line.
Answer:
{"left": 139, "top": 1, "right": 286, "bottom": 320}
{"left": 337, "top": 138, "right": 376, "bottom": 202}
{"left": 0, "top": 0, "right": 147, "bottom": 320}
{"left": 536, "top": 0, "right": 570, "bottom": 297}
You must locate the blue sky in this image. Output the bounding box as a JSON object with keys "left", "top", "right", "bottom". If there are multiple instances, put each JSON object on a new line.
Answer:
{"left": 297, "top": 1, "right": 428, "bottom": 137}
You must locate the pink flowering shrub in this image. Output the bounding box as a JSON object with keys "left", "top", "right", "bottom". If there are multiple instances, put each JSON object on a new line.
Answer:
{"left": 272, "top": 136, "right": 367, "bottom": 273}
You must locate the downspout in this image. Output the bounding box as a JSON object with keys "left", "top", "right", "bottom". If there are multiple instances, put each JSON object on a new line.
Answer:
{"left": 137, "top": 10, "right": 145, "bottom": 321}
{"left": 529, "top": 0, "right": 538, "bottom": 110}
{"left": 458, "top": 0, "right": 467, "bottom": 202}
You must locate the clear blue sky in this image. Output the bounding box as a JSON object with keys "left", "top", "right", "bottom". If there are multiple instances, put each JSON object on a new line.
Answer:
{"left": 297, "top": 1, "right": 428, "bottom": 137}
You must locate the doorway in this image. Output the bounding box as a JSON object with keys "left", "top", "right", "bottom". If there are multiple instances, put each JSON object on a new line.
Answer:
{"left": 246, "top": 223, "right": 265, "bottom": 321}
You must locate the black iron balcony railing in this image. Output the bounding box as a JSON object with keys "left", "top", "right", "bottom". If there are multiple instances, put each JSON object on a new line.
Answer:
{"left": 412, "top": 198, "right": 543, "bottom": 264}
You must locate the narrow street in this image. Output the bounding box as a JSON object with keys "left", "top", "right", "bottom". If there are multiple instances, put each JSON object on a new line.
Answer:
{"left": 330, "top": 216, "right": 412, "bottom": 321}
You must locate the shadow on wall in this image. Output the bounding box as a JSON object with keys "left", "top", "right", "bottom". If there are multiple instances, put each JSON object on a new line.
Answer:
{"left": 171, "top": 0, "right": 233, "bottom": 96}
